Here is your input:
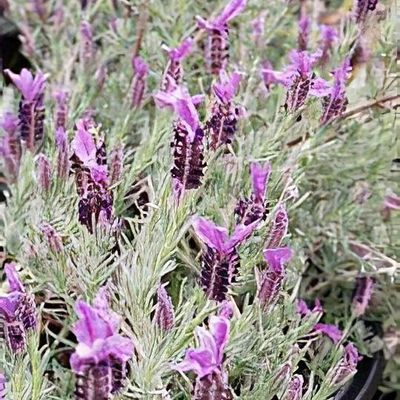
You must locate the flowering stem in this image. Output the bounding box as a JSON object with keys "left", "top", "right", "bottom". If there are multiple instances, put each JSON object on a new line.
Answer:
{"left": 27, "top": 334, "right": 42, "bottom": 400}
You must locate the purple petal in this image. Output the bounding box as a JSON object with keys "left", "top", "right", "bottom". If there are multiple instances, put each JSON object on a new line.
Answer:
{"left": 192, "top": 216, "right": 229, "bottom": 251}
{"left": 5, "top": 68, "right": 48, "bottom": 101}
{"left": 73, "top": 300, "right": 115, "bottom": 345}
{"left": 384, "top": 191, "right": 400, "bottom": 210}
{"left": 250, "top": 161, "right": 272, "bottom": 202}
{"left": 319, "top": 25, "right": 339, "bottom": 44}
{"left": 195, "top": 326, "right": 218, "bottom": 361}
{"left": 296, "top": 299, "right": 311, "bottom": 316}
{"left": 263, "top": 247, "right": 293, "bottom": 273}
{"left": 260, "top": 67, "right": 293, "bottom": 87}
{"left": 168, "top": 38, "right": 193, "bottom": 61}
{"left": 215, "top": 0, "right": 247, "bottom": 26}
{"left": 314, "top": 323, "right": 342, "bottom": 343}
{"left": 71, "top": 120, "right": 96, "bottom": 164}
{"left": 4, "top": 263, "right": 24, "bottom": 292}
{"left": 0, "top": 293, "right": 23, "bottom": 319}
{"left": 175, "top": 349, "right": 215, "bottom": 378}
{"left": 226, "top": 221, "right": 258, "bottom": 250}
{"left": 213, "top": 70, "right": 242, "bottom": 103}
{"left": 209, "top": 316, "right": 229, "bottom": 365}
{"left": 344, "top": 343, "right": 360, "bottom": 364}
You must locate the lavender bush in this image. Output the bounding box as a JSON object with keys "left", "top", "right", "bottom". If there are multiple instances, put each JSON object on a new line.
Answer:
{"left": 0, "top": 0, "right": 398, "bottom": 399}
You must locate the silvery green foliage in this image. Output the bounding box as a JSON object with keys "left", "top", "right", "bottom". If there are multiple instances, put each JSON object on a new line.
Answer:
{"left": 0, "top": 0, "right": 398, "bottom": 399}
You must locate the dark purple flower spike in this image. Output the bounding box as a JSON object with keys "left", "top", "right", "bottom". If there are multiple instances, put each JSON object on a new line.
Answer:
{"left": 110, "top": 145, "right": 124, "bottom": 185}
{"left": 235, "top": 161, "right": 272, "bottom": 225}
{"left": 205, "top": 70, "right": 242, "bottom": 150}
{"left": 131, "top": 56, "right": 149, "bottom": 108}
{"left": 71, "top": 120, "right": 114, "bottom": 232}
{"left": 354, "top": 0, "right": 379, "bottom": 24}
{"left": 155, "top": 86, "right": 206, "bottom": 200}
{"left": 262, "top": 50, "right": 330, "bottom": 112}
{"left": 5, "top": 68, "right": 48, "bottom": 151}
{"left": 154, "top": 285, "right": 175, "bottom": 331}
{"left": 330, "top": 343, "right": 360, "bottom": 385}
{"left": 256, "top": 247, "right": 293, "bottom": 311}
{"left": 265, "top": 204, "right": 289, "bottom": 248}
{"left": 320, "top": 58, "right": 351, "bottom": 124}
{"left": 0, "top": 263, "right": 37, "bottom": 353}
{"left": 71, "top": 297, "right": 134, "bottom": 399}
{"left": 196, "top": 0, "right": 247, "bottom": 75}
{"left": 193, "top": 216, "right": 257, "bottom": 302}
{"left": 161, "top": 38, "right": 193, "bottom": 92}
{"left": 175, "top": 316, "right": 233, "bottom": 399}
{"left": 352, "top": 276, "right": 374, "bottom": 317}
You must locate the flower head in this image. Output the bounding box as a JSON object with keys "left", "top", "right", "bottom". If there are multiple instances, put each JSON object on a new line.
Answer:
{"left": 131, "top": 57, "right": 149, "bottom": 108}
{"left": 71, "top": 297, "right": 134, "bottom": 396}
{"left": 193, "top": 216, "right": 257, "bottom": 301}
{"left": 256, "top": 247, "right": 293, "bottom": 310}
{"left": 319, "top": 25, "right": 339, "bottom": 64}
{"left": 213, "top": 70, "right": 242, "bottom": 104}
{"left": 330, "top": 343, "right": 360, "bottom": 385}
{"left": 175, "top": 316, "right": 229, "bottom": 378}
{"left": 0, "top": 263, "right": 36, "bottom": 353}
{"left": 5, "top": 68, "right": 47, "bottom": 102}
{"left": 298, "top": 15, "right": 311, "bottom": 51}
{"left": 163, "top": 37, "right": 193, "bottom": 61}
{"left": 154, "top": 284, "right": 175, "bottom": 331}
{"left": 283, "top": 374, "right": 304, "bottom": 400}
{"left": 235, "top": 162, "right": 272, "bottom": 225}
{"left": 37, "top": 153, "right": 51, "bottom": 192}
{"left": 265, "top": 204, "right": 289, "bottom": 248}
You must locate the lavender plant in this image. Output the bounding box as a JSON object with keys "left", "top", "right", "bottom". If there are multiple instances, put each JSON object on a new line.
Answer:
{"left": 0, "top": 0, "right": 398, "bottom": 399}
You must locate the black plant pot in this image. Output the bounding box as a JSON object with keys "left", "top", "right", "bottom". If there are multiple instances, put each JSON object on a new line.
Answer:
{"left": 335, "top": 350, "right": 397, "bottom": 400}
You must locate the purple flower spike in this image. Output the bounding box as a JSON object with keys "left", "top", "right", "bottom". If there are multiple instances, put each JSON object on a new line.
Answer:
{"left": 71, "top": 299, "right": 134, "bottom": 397}
{"left": 298, "top": 15, "right": 311, "bottom": 51}
{"left": 37, "top": 153, "right": 51, "bottom": 192}
{"left": 161, "top": 38, "right": 193, "bottom": 91}
{"left": 320, "top": 58, "right": 351, "bottom": 124}
{"left": 256, "top": 247, "right": 293, "bottom": 311}
{"left": 319, "top": 25, "right": 339, "bottom": 65}
{"left": 206, "top": 70, "right": 242, "bottom": 150}
{"left": 155, "top": 86, "right": 206, "bottom": 199}
{"left": 131, "top": 56, "right": 149, "bottom": 108}
{"left": 55, "top": 127, "right": 70, "bottom": 181}
{"left": 314, "top": 323, "right": 343, "bottom": 343}
{"left": 235, "top": 161, "right": 272, "bottom": 225}
{"left": 154, "top": 285, "right": 175, "bottom": 331}
{"left": 5, "top": 68, "right": 47, "bottom": 151}
{"left": 331, "top": 343, "right": 360, "bottom": 385}
{"left": 352, "top": 276, "right": 374, "bottom": 317}
{"left": 265, "top": 204, "right": 289, "bottom": 248}
{"left": 110, "top": 145, "right": 124, "bottom": 185}
{"left": 196, "top": 0, "right": 247, "bottom": 74}
{"left": 0, "top": 373, "right": 6, "bottom": 399}
{"left": 53, "top": 90, "right": 68, "bottom": 129}
{"left": 80, "top": 21, "right": 94, "bottom": 62}
{"left": 354, "top": 0, "right": 379, "bottom": 23}
{"left": 0, "top": 263, "right": 36, "bottom": 353}
{"left": 175, "top": 315, "right": 233, "bottom": 399}
{"left": 193, "top": 216, "right": 257, "bottom": 301}
{"left": 40, "top": 222, "right": 63, "bottom": 252}
{"left": 1, "top": 112, "right": 21, "bottom": 180}
{"left": 282, "top": 374, "right": 304, "bottom": 400}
